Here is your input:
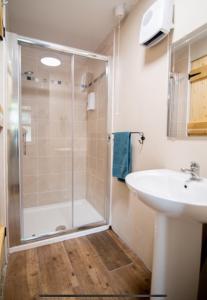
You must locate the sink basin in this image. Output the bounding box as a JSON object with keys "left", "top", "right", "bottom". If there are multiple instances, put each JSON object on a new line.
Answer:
{"left": 126, "top": 169, "right": 205, "bottom": 299}
{"left": 126, "top": 169, "right": 207, "bottom": 223}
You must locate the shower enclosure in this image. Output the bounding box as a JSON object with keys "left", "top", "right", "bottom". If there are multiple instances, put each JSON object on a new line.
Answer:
{"left": 7, "top": 33, "right": 110, "bottom": 247}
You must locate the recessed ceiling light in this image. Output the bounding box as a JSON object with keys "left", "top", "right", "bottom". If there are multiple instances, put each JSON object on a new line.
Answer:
{"left": 40, "top": 57, "right": 61, "bottom": 67}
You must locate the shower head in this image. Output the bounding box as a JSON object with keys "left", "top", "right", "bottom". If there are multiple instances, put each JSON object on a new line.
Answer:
{"left": 23, "top": 71, "right": 34, "bottom": 76}
{"left": 23, "top": 71, "right": 35, "bottom": 81}
{"left": 80, "top": 72, "right": 93, "bottom": 92}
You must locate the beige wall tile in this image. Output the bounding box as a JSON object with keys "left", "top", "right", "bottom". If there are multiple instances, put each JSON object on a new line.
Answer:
{"left": 94, "top": 179, "right": 106, "bottom": 216}
{"left": 52, "top": 157, "right": 67, "bottom": 173}
{"left": 74, "top": 137, "right": 87, "bottom": 151}
{"left": 96, "top": 158, "right": 107, "bottom": 182}
{"left": 23, "top": 175, "right": 38, "bottom": 194}
{"left": 73, "top": 151, "right": 86, "bottom": 172}
{"left": 97, "top": 119, "right": 106, "bottom": 139}
{"left": 87, "top": 156, "right": 96, "bottom": 176}
{"left": 25, "top": 142, "right": 38, "bottom": 157}
{"left": 23, "top": 193, "right": 38, "bottom": 208}
{"left": 49, "top": 98, "right": 67, "bottom": 121}
{"left": 74, "top": 121, "right": 87, "bottom": 138}
{"left": 37, "top": 190, "right": 72, "bottom": 206}
{"left": 37, "top": 174, "right": 51, "bottom": 193}
{"left": 63, "top": 190, "right": 73, "bottom": 202}
{"left": 87, "top": 119, "right": 97, "bottom": 139}
{"left": 37, "top": 173, "right": 66, "bottom": 193}
{"left": 37, "top": 119, "right": 50, "bottom": 139}
{"left": 36, "top": 97, "right": 50, "bottom": 119}
{"left": 23, "top": 157, "right": 38, "bottom": 176}
{"left": 86, "top": 71, "right": 108, "bottom": 218}
{"left": 86, "top": 174, "right": 96, "bottom": 207}
{"left": 21, "top": 98, "right": 38, "bottom": 120}
{"left": 49, "top": 120, "right": 66, "bottom": 138}
{"left": 37, "top": 157, "right": 51, "bottom": 174}
{"left": 74, "top": 187, "right": 86, "bottom": 201}
{"left": 87, "top": 138, "right": 97, "bottom": 157}
{"left": 48, "top": 173, "right": 67, "bottom": 191}
{"left": 74, "top": 171, "right": 86, "bottom": 189}
{"left": 65, "top": 172, "right": 73, "bottom": 190}
{"left": 73, "top": 171, "right": 86, "bottom": 200}
{"left": 37, "top": 139, "right": 51, "bottom": 157}
{"left": 96, "top": 139, "right": 107, "bottom": 160}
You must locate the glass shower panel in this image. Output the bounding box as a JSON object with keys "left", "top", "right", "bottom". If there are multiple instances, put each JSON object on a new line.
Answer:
{"left": 73, "top": 56, "right": 108, "bottom": 227}
{"left": 20, "top": 45, "right": 73, "bottom": 240}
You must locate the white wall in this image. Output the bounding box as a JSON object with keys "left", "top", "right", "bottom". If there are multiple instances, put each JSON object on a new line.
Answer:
{"left": 111, "top": 0, "right": 207, "bottom": 270}
{"left": 173, "top": 0, "right": 207, "bottom": 43}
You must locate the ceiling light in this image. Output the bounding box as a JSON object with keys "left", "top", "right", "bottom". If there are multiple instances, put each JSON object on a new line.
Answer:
{"left": 40, "top": 57, "right": 61, "bottom": 67}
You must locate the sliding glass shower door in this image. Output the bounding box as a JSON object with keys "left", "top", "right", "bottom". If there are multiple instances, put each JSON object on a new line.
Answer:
{"left": 73, "top": 56, "right": 108, "bottom": 228}
{"left": 20, "top": 44, "right": 73, "bottom": 239}
{"left": 8, "top": 38, "right": 109, "bottom": 243}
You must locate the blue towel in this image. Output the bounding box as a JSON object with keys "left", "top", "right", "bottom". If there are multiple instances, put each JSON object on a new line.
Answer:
{"left": 112, "top": 132, "right": 132, "bottom": 181}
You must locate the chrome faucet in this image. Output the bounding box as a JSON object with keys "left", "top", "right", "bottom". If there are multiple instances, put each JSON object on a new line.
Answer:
{"left": 181, "top": 161, "right": 201, "bottom": 181}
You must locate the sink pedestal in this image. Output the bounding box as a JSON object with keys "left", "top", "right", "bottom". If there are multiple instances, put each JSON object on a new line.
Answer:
{"left": 125, "top": 169, "right": 207, "bottom": 300}
{"left": 151, "top": 214, "right": 202, "bottom": 300}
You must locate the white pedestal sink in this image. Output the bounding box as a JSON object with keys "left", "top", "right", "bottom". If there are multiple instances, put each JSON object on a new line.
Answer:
{"left": 126, "top": 169, "right": 207, "bottom": 300}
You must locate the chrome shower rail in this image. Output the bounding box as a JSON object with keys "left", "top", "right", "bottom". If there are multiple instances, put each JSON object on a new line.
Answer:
{"left": 17, "top": 35, "right": 109, "bottom": 61}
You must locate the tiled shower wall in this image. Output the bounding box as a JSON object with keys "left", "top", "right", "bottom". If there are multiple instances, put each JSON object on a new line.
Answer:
{"left": 21, "top": 47, "right": 107, "bottom": 217}
{"left": 21, "top": 49, "right": 87, "bottom": 208}
{"left": 22, "top": 79, "right": 74, "bottom": 208}
{"left": 86, "top": 61, "right": 108, "bottom": 216}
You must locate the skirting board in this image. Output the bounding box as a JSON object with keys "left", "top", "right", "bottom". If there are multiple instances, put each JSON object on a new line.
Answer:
{"left": 9, "top": 225, "right": 110, "bottom": 253}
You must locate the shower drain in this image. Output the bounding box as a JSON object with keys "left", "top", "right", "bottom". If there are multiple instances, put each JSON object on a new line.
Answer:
{"left": 55, "top": 225, "right": 66, "bottom": 231}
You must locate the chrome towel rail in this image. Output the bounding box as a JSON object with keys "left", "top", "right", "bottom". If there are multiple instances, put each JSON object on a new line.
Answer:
{"left": 111, "top": 131, "right": 146, "bottom": 144}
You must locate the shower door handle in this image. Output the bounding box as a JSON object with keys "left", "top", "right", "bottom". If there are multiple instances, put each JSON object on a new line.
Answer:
{"left": 22, "top": 130, "right": 27, "bottom": 156}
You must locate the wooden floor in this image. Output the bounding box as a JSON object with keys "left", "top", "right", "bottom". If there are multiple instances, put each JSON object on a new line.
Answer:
{"left": 4, "top": 230, "right": 151, "bottom": 300}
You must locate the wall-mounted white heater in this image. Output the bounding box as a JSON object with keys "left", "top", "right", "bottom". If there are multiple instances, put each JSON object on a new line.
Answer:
{"left": 139, "top": 0, "right": 173, "bottom": 47}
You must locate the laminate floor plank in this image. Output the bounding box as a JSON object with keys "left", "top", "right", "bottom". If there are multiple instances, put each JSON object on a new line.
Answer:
{"left": 25, "top": 248, "right": 40, "bottom": 300}
{"left": 74, "top": 237, "right": 115, "bottom": 293}
{"left": 63, "top": 238, "right": 97, "bottom": 294}
{"left": 72, "top": 236, "right": 125, "bottom": 300}
{"left": 87, "top": 231, "right": 132, "bottom": 271}
{"left": 107, "top": 231, "right": 148, "bottom": 267}
{"left": 4, "top": 230, "right": 151, "bottom": 300}
{"left": 37, "top": 242, "right": 77, "bottom": 295}
{"left": 4, "top": 251, "right": 31, "bottom": 300}
{"left": 107, "top": 231, "right": 151, "bottom": 286}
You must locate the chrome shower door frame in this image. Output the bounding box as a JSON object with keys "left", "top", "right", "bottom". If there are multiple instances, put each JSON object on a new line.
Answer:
{"left": 7, "top": 33, "right": 22, "bottom": 247}
{"left": 7, "top": 32, "right": 111, "bottom": 247}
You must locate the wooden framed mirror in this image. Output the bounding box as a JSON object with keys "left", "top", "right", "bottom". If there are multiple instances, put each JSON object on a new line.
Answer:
{"left": 188, "top": 55, "right": 207, "bottom": 136}
{"left": 167, "top": 26, "right": 207, "bottom": 138}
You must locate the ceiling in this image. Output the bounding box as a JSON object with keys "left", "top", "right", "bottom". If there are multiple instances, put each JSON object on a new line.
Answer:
{"left": 7, "top": 0, "right": 138, "bottom": 52}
